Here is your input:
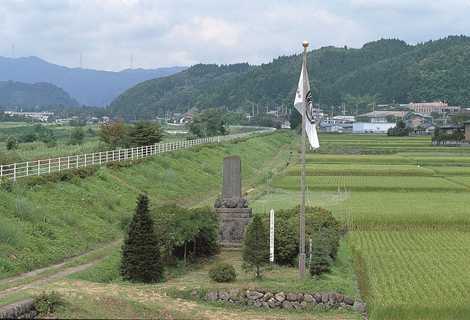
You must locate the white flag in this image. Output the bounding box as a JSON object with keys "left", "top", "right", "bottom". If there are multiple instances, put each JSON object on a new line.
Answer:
{"left": 294, "top": 59, "right": 320, "bottom": 149}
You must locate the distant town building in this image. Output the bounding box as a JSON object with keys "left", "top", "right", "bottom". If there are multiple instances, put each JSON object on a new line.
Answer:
{"left": 178, "top": 112, "right": 194, "bottom": 124}
{"left": 404, "top": 112, "right": 433, "bottom": 129}
{"left": 4, "top": 111, "right": 53, "bottom": 122}
{"left": 357, "top": 111, "right": 406, "bottom": 123}
{"left": 465, "top": 121, "right": 470, "bottom": 142}
{"left": 353, "top": 122, "right": 396, "bottom": 134}
{"left": 408, "top": 102, "right": 460, "bottom": 114}
{"left": 320, "top": 116, "right": 354, "bottom": 133}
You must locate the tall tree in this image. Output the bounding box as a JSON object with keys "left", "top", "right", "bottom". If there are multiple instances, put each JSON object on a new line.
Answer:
{"left": 98, "top": 121, "right": 128, "bottom": 148}
{"left": 121, "top": 194, "right": 164, "bottom": 283}
{"left": 127, "top": 122, "right": 163, "bottom": 147}
{"left": 68, "top": 127, "right": 85, "bottom": 145}
{"left": 242, "top": 214, "right": 269, "bottom": 278}
{"left": 189, "top": 109, "right": 227, "bottom": 138}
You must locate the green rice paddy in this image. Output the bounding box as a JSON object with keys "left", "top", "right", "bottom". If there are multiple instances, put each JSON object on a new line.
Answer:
{"left": 251, "top": 133, "right": 470, "bottom": 320}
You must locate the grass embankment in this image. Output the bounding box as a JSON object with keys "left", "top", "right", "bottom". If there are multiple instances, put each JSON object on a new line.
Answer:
{"left": 253, "top": 134, "right": 470, "bottom": 320}
{"left": 0, "top": 131, "right": 294, "bottom": 280}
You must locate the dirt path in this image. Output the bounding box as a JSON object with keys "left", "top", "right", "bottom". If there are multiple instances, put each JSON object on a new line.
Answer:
{"left": 51, "top": 280, "right": 356, "bottom": 320}
{"left": 0, "top": 240, "right": 120, "bottom": 302}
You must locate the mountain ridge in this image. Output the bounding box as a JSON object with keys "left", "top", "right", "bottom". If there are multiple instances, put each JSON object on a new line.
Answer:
{"left": 0, "top": 56, "right": 186, "bottom": 107}
{"left": 0, "top": 80, "right": 79, "bottom": 108}
{"left": 109, "top": 36, "right": 470, "bottom": 119}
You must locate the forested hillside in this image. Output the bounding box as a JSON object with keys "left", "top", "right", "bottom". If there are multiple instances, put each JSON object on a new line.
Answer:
{"left": 110, "top": 36, "right": 470, "bottom": 119}
{"left": 0, "top": 81, "right": 79, "bottom": 108}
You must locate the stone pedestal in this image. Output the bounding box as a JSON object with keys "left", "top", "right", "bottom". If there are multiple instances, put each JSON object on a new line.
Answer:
{"left": 216, "top": 208, "right": 252, "bottom": 246}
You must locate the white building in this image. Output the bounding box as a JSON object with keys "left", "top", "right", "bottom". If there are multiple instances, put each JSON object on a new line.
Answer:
{"left": 353, "top": 122, "right": 396, "bottom": 133}
{"left": 4, "top": 111, "right": 54, "bottom": 122}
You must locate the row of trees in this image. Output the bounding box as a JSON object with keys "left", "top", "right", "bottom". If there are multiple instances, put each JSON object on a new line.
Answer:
{"left": 121, "top": 194, "right": 340, "bottom": 283}
{"left": 98, "top": 121, "right": 163, "bottom": 149}
{"left": 120, "top": 194, "right": 219, "bottom": 283}
{"left": 243, "top": 206, "right": 341, "bottom": 279}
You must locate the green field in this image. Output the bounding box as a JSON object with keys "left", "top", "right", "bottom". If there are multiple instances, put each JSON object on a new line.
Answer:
{"left": 251, "top": 133, "right": 470, "bottom": 319}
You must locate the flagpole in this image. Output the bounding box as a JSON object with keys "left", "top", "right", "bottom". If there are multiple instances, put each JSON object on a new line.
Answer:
{"left": 299, "top": 40, "right": 309, "bottom": 278}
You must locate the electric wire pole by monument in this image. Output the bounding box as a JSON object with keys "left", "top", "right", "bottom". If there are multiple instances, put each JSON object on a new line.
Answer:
{"left": 293, "top": 41, "right": 320, "bottom": 278}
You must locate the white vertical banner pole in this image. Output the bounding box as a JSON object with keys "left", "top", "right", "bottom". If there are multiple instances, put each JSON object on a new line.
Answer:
{"left": 309, "top": 237, "right": 313, "bottom": 266}
{"left": 269, "top": 208, "right": 275, "bottom": 263}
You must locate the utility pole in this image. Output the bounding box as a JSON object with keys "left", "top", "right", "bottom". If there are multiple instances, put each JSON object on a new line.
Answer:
{"left": 299, "top": 40, "right": 309, "bottom": 278}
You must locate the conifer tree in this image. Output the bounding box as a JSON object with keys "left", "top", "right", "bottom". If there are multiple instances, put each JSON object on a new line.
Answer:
{"left": 242, "top": 214, "right": 269, "bottom": 278}
{"left": 120, "top": 194, "right": 163, "bottom": 283}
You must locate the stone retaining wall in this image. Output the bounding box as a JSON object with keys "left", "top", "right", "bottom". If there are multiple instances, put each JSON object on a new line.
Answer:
{"left": 0, "top": 299, "right": 37, "bottom": 319}
{"left": 204, "top": 288, "right": 366, "bottom": 315}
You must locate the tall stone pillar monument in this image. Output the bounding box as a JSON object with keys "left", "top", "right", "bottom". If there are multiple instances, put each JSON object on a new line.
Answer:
{"left": 215, "top": 156, "right": 252, "bottom": 246}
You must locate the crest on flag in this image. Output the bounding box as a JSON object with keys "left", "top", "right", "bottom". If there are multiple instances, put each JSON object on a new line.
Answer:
{"left": 305, "top": 90, "right": 316, "bottom": 124}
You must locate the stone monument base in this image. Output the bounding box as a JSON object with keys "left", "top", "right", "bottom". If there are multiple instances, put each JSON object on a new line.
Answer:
{"left": 216, "top": 208, "right": 252, "bottom": 247}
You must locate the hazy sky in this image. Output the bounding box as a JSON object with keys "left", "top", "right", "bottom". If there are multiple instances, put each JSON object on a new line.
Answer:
{"left": 1, "top": 0, "right": 469, "bottom": 71}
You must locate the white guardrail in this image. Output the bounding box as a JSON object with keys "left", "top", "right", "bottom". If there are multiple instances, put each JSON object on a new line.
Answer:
{"left": 0, "top": 127, "right": 276, "bottom": 181}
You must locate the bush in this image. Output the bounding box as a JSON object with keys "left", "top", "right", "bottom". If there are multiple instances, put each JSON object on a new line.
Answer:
{"left": 267, "top": 206, "right": 341, "bottom": 267}
{"left": 0, "top": 177, "right": 14, "bottom": 192}
{"left": 19, "top": 132, "right": 37, "bottom": 143}
{"left": 309, "top": 233, "right": 333, "bottom": 276}
{"left": 153, "top": 205, "right": 219, "bottom": 265}
{"left": 272, "top": 209, "right": 298, "bottom": 266}
{"left": 68, "top": 127, "right": 85, "bottom": 145}
{"left": 6, "top": 136, "right": 18, "bottom": 150}
{"left": 209, "top": 263, "right": 237, "bottom": 282}
{"left": 34, "top": 291, "right": 64, "bottom": 315}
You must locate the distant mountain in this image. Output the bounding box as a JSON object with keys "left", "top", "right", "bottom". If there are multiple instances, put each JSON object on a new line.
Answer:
{"left": 109, "top": 36, "right": 470, "bottom": 119}
{"left": 0, "top": 81, "right": 79, "bottom": 108}
{"left": 0, "top": 56, "right": 186, "bottom": 107}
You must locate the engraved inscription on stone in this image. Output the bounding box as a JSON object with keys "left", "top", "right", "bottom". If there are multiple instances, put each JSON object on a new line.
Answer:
{"left": 223, "top": 155, "right": 242, "bottom": 200}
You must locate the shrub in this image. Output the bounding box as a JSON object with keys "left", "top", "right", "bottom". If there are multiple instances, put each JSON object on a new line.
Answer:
{"left": 209, "top": 263, "right": 237, "bottom": 282}
{"left": 0, "top": 152, "right": 21, "bottom": 165}
{"left": 309, "top": 233, "right": 333, "bottom": 276}
{"left": 6, "top": 136, "right": 18, "bottom": 150}
{"left": 268, "top": 206, "right": 341, "bottom": 267}
{"left": 242, "top": 214, "right": 269, "bottom": 278}
{"left": 153, "top": 205, "right": 219, "bottom": 265}
{"left": 121, "top": 194, "right": 164, "bottom": 283}
{"left": 273, "top": 210, "right": 298, "bottom": 266}
{"left": 0, "top": 177, "right": 14, "bottom": 192}
{"left": 34, "top": 291, "right": 64, "bottom": 315}
{"left": 68, "top": 127, "right": 85, "bottom": 145}
{"left": 306, "top": 207, "right": 341, "bottom": 260}
{"left": 19, "top": 132, "right": 37, "bottom": 143}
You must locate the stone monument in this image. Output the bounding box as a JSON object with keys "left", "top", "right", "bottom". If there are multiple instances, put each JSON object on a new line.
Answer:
{"left": 215, "top": 156, "right": 252, "bottom": 246}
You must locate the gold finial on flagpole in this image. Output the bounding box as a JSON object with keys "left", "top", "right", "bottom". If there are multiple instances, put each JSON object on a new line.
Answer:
{"left": 302, "top": 41, "right": 309, "bottom": 48}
